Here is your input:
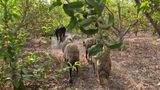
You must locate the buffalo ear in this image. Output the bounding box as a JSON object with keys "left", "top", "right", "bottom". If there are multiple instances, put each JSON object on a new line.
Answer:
{"left": 83, "top": 41, "right": 85, "bottom": 46}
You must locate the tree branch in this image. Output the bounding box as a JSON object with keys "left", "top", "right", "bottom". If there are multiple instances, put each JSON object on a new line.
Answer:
{"left": 104, "top": 5, "right": 120, "bottom": 35}
{"left": 120, "top": 20, "right": 138, "bottom": 40}
{"left": 134, "top": 0, "right": 160, "bottom": 37}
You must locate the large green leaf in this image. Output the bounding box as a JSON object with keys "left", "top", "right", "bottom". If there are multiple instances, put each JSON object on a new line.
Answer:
{"left": 98, "top": 13, "right": 114, "bottom": 30}
{"left": 23, "top": 74, "right": 36, "bottom": 81}
{"left": 86, "top": 0, "right": 98, "bottom": 7}
{"left": 86, "top": 0, "right": 105, "bottom": 16}
{"left": 3, "top": 66, "right": 11, "bottom": 76}
{"left": 12, "top": 75, "right": 20, "bottom": 88}
{"left": 62, "top": 1, "right": 84, "bottom": 16}
{"left": 98, "top": 23, "right": 111, "bottom": 30}
{"left": 107, "top": 42, "right": 122, "bottom": 49}
{"left": 96, "top": 5, "right": 105, "bottom": 16}
{"left": 63, "top": 4, "right": 74, "bottom": 16}
{"left": 82, "top": 9, "right": 97, "bottom": 19}
{"left": 12, "top": 79, "right": 20, "bottom": 89}
{"left": 88, "top": 43, "right": 103, "bottom": 56}
{"left": 100, "top": 36, "right": 122, "bottom": 49}
{"left": 67, "top": 17, "right": 77, "bottom": 30}
{"left": 105, "top": 40, "right": 123, "bottom": 49}
{"left": 98, "top": 0, "right": 106, "bottom": 6}
{"left": 80, "top": 27, "right": 98, "bottom": 35}
{"left": 68, "top": 1, "right": 84, "bottom": 9}
{"left": 49, "top": 0, "right": 62, "bottom": 11}
{"left": 78, "top": 16, "right": 97, "bottom": 27}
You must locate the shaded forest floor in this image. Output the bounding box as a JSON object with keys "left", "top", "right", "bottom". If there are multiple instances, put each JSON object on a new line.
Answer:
{"left": 26, "top": 32, "right": 160, "bottom": 90}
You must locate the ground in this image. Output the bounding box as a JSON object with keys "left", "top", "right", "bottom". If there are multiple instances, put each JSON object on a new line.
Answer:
{"left": 25, "top": 33, "right": 160, "bottom": 90}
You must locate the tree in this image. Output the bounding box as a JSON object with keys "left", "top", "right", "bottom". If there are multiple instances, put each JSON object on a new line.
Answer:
{"left": 134, "top": 0, "right": 160, "bottom": 37}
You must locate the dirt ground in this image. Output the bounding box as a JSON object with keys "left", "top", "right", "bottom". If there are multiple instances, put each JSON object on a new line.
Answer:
{"left": 26, "top": 33, "right": 160, "bottom": 90}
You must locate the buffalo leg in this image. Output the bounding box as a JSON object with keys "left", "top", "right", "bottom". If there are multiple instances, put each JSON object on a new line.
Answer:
{"left": 76, "top": 65, "right": 79, "bottom": 75}
{"left": 69, "top": 68, "right": 73, "bottom": 83}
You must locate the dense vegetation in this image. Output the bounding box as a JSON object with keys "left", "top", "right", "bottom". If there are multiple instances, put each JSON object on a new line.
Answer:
{"left": 0, "top": 0, "right": 159, "bottom": 89}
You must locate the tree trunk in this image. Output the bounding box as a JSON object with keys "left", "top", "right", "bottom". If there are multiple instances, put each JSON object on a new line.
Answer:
{"left": 134, "top": 22, "right": 139, "bottom": 36}
{"left": 134, "top": 0, "right": 160, "bottom": 37}
{"left": 118, "top": 2, "right": 123, "bottom": 39}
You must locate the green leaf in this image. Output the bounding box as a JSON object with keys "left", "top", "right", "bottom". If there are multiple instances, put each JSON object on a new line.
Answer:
{"left": 86, "top": 0, "right": 105, "bottom": 16}
{"left": 23, "top": 74, "right": 36, "bottom": 81}
{"left": 49, "top": 0, "right": 62, "bottom": 11}
{"left": 80, "top": 27, "right": 98, "bottom": 35}
{"left": 67, "top": 62, "right": 72, "bottom": 67}
{"left": 63, "top": 4, "right": 74, "bottom": 16}
{"left": 3, "top": 66, "right": 11, "bottom": 76}
{"left": 88, "top": 43, "right": 103, "bottom": 56}
{"left": 68, "top": 1, "right": 84, "bottom": 9}
{"left": 89, "top": 10, "right": 97, "bottom": 15}
{"left": 98, "top": 23, "right": 111, "bottom": 30}
{"left": 100, "top": 36, "right": 122, "bottom": 49}
{"left": 62, "top": 1, "right": 83, "bottom": 16}
{"left": 98, "top": 13, "right": 114, "bottom": 30}
{"left": 12, "top": 80, "right": 20, "bottom": 88}
{"left": 136, "top": 4, "right": 141, "bottom": 14}
{"left": 107, "top": 42, "right": 122, "bottom": 49}
{"left": 152, "top": 12, "right": 160, "bottom": 22}
{"left": 12, "top": 75, "right": 20, "bottom": 88}
{"left": 96, "top": 6, "right": 105, "bottom": 16}
{"left": 139, "top": 1, "right": 151, "bottom": 13}
{"left": 12, "top": 13, "right": 19, "bottom": 20}
{"left": 7, "top": 0, "right": 16, "bottom": 6}
{"left": 74, "top": 61, "right": 81, "bottom": 67}
{"left": 106, "top": 40, "right": 123, "bottom": 49}
{"left": 67, "top": 17, "right": 77, "bottom": 30}
{"left": 98, "top": 0, "right": 106, "bottom": 6}
{"left": 11, "top": 61, "right": 17, "bottom": 69}
{"left": 86, "top": 0, "right": 98, "bottom": 7}
{"left": 79, "top": 16, "right": 97, "bottom": 27}
{"left": 22, "top": 69, "right": 33, "bottom": 74}
{"left": 108, "top": 13, "right": 114, "bottom": 26}
{"left": 118, "top": 43, "right": 128, "bottom": 51}
{"left": 100, "top": 35, "right": 109, "bottom": 43}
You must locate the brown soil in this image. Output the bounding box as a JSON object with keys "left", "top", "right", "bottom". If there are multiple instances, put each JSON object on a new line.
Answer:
{"left": 25, "top": 33, "right": 160, "bottom": 90}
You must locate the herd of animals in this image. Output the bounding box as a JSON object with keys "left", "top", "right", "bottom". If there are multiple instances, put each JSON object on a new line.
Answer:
{"left": 54, "top": 25, "right": 111, "bottom": 87}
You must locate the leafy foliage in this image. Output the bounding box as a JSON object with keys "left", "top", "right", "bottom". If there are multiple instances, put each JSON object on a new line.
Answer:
{"left": 80, "top": 27, "right": 98, "bottom": 35}
{"left": 138, "top": 1, "right": 151, "bottom": 13}
{"left": 88, "top": 43, "right": 103, "bottom": 56}
{"left": 49, "top": 0, "right": 62, "bottom": 11}
{"left": 50, "top": 0, "right": 106, "bottom": 31}
{"left": 0, "top": 0, "right": 159, "bottom": 89}
{"left": 78, "top": 16, "right": 97, "bottom": 27}
{"left": 0, "top": 0, "right": 56, "bottom": 89}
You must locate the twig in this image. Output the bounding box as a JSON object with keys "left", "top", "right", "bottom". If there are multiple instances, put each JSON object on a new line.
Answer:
{"left": 111, "top": 29, "right": 119, "bottom": 37}
{"left": 118, "top": 2, "right": 122, "bottom": 36}
{"left": 120, "top": 20, "right": 138, "bottom": 39}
